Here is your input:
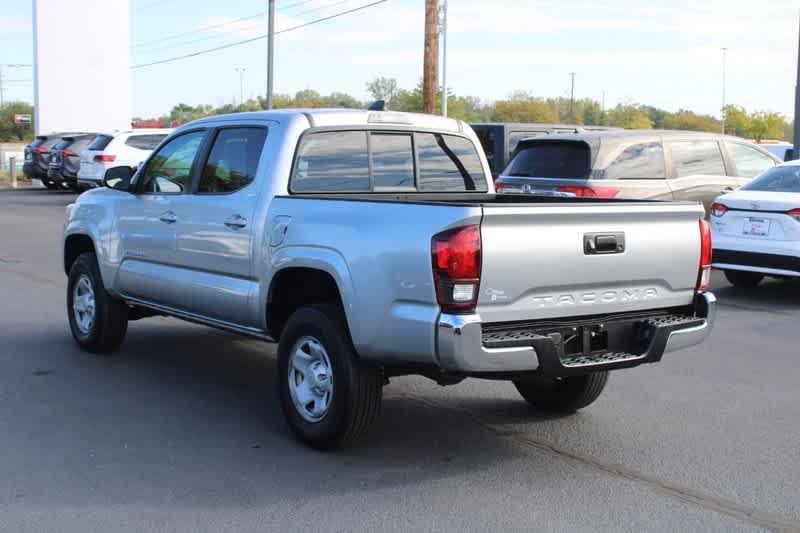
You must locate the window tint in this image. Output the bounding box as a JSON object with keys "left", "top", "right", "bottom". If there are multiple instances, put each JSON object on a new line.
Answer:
{"left": 30, "top": 138, "right": 45, "bottom": 148}
{"left": 508, "top": 131, "right": 548, "bottom": 156}
{"left": 741, "top": 165, "right": 800, "bottom": 192}
{"left": 416, "top": 133, "right": 486, "bottom": 191}
{"left": 604, "top": 142, "right": 665, "bottom": 179}
{"left": 292, "top": 131, "right": 369, "bottom": 192}
{"left": 506, "top": 141, "right": 590, "bottom": 179}
{"left": 198, "top": 128, "right": 267, "bottom": 194}
{"left": 88, "top": 135, "right": 113, "bottom": 151}
{"left": 126, "top": 134, "right": 168, "bottom": 151}
{"left": 53, "top": 139, "right": 72, "bottom": 151}
{"left": 728, "top": 143, "right": 775, "bottom": 178}
{"left": 370, "top": 133, "right": 414, "bottom": 189}
{"left": 668, "top": 140, "right": 725, "bottom": 177}
{"left": 139, "top": 131, "right": 205, "bottom": 194}
{"left": 69, "top": 136, "right": 96, "bottom": 154}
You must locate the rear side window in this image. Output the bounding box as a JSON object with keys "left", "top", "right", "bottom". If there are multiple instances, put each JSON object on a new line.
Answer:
{"left": 668, "top": 140, "right": 725, "bottom": 177}
{"left": 727, "top": 143, "right": 775, "bottom": 178}
{"left": 506, "top": 141, "right": 590, "bottom": 179}
{"left": 603, "top": 142, "right": 665, "bottom": 179}
{"left": 69, "top": 136, "right": 96, "bottom": 153}
{"left": 370, "top": 133, "right": 414, "bottom": 189}
{"left": 88, "top": 135, "right": 113, "bottom": 151}
{"left": 197, "top": 128, "right": 267, "bottom": 194}
{"left": 292, "top": 131, "right": 370, "bottom": 192}
{"left": 126, "top": 134, "right": 167, "bottom": 151}
{"left": 416, "top": 133, "right": 486, "bottom": 191}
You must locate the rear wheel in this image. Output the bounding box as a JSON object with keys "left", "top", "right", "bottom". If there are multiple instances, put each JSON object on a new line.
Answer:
{"left": 724, "top": 269, "right": 764, "bottom": 288}
{"left": 513, "top": 371, "right": 608, "bottom": 413}
{"left": 277, "top": 304, "right": 382, "bottom": 449}
{"left": 67, "top": 252, "right": 129, "bottom": 353}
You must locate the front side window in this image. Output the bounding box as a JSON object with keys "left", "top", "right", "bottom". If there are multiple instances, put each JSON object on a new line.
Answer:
{"left": 604, "top": 142, "right": 665, "bottom": 179}
{"left": 198, "top": 128, "right": 267, "bottom": 194}
{"left": 727, "top": 143, "right": 776, "bottom": 179}
{"left": 668, "top": 140, "right": 725, "bottom": 177}
{"left": 138, "top": 130, "right": 205, "bottom": 194}
{"left": 292, "top": 131, "right": 370, "bottom": 192}
{"left": 370, "top": 133, "right": 414, "bottom": 189}
{"left": 416, "top": 133, "right": 486, "bottom": 191}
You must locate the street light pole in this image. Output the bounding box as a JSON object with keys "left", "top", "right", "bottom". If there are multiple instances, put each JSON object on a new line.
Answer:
{"left": 266, "top": 0, "right": 275, "bottom": 109}
{"left": 721, "top": 47, "right": 727, "bottom": 135}
{"left": 236, "top": 67, "right": 246, "bottom": 106}
{"left": 439, "top": 0, "right": 448, "bottom": 117}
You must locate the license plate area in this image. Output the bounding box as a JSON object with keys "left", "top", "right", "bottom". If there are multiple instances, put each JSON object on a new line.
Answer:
{"left": 742, "top": 217, "right": 770, "bottom": 236}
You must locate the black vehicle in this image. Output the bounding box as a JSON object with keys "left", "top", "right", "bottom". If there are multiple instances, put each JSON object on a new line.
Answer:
{"left": 470, "top": 122, "right": 621, "bottom": 177}
{"left": 24, "top": 133, "right": 82, "bottom": 189}
{"left": 47, "top": 134, "right": 98, "bottom": 190}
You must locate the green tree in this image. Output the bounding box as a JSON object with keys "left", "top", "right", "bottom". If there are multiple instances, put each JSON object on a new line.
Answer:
{"left": 662, "top": 110, "right": 720, "bottom": 132}
{"left": 0, "top": 101, "right": 35, "bottom": 141}
{"left": 365, "top": 77, "right": 399, "bottom": 106}
{"left": 491, "top": 92, "right": 557, "bottom": 123}
{"left": 723, "top": 105, "right": 751, "bottom": 137}
{"left": 749, "top": 111, "right": 786, "bottom": 142}
{"left": 605, "top": 104, "right": 652, "bottom": 129}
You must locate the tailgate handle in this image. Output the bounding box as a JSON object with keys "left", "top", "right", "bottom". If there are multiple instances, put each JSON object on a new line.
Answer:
{"left": 584, "top": 232, "right": 625, "bottom": 255}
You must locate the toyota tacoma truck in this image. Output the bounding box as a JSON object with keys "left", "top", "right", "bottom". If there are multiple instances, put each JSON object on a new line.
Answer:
{"left": 63, "top": 109, "right": 716, "bottom": 448}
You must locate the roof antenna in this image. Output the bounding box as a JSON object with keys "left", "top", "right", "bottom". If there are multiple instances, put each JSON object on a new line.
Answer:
{"left": 368, "top": 100, "right": 385, "bottom": 111}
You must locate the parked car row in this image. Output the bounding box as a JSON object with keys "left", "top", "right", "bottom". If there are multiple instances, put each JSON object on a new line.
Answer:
{"left": 23, "top": 129, "right": 171, "bottom": 190}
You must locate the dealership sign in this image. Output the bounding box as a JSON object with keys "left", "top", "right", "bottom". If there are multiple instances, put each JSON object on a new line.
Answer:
{"left": 14, "top": 114, "right": 32, "bottom": 124}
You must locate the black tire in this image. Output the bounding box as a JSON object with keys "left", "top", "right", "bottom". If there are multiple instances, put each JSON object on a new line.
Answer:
{"left": 277, "top": 304, "right": 382, "bottom": 449}
{"left": 42, "top": 179, "right": 59, "bottom": 189}
{"left": 724, "top": 269, "right": 764, "bottom": 288}
{"left": 513, "top": 371, "right": 609, "bottom": 414}
{"left": 67, "top": 252, "right": 128, "bottom": 353}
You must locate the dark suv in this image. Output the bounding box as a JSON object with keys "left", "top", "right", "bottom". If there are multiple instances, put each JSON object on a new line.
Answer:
{"left": 471, "top": 122, "right": 621, "bottom": 177}
{"left": 47, "top": 134, "right": 99, "bottom": 190}
{"left": 495, "top": 130, "right": 781, "bottom": 211}
{"left": 24, "top": 133, "right": 83, "bottom": 189}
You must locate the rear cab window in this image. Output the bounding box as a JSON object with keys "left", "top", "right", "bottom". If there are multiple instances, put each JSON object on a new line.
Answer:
{"left": 290, "top": 129, "right": 487, "bottom": 193}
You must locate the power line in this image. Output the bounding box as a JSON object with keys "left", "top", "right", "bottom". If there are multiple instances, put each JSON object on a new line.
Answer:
{"left": 131, "top": 0, "right": 388, "bottom": 70}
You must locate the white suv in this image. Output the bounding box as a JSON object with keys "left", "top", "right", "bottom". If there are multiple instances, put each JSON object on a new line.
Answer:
{"left": 77, "top": 129, "right": 173, "bottom": 188}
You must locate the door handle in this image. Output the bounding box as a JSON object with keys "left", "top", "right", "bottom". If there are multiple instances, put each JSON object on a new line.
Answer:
{"left": 224, "top": 214, "right": 248, "bottom": 229}
{"left": 721, "top": 186, "right": 735, "bottom": 193}
{"left": 159, "top": 211, "right": 177, "bottom": 224}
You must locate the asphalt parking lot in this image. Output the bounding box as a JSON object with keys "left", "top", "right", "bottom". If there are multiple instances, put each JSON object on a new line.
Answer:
{"left": 1, "top": 188, "right": 799, "bottom": 532}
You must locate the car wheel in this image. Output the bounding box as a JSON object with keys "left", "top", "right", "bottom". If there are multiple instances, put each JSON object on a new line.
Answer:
{"left": 277, "top": 304, "right": 382, "bottom": 449}
{"left": 42, "top": 179, "right": 59, "bottom": 189}
{"left": 513, "top": 371, "right": 608, "bottom": 414}
{"left": 67, "top": 252, "right": 129, "bottom": 353}
{"left": 724, "top": 269, "right": 764, "bottom": 288}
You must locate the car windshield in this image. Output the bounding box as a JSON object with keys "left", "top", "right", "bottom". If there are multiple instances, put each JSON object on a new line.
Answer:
{"left": 740, "top": 165, "right": 800, "bottom": 193}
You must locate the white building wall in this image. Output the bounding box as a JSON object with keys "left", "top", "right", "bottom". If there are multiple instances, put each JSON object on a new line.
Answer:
{"left": 33, "top": 0, "right": 131, "bottom": 134}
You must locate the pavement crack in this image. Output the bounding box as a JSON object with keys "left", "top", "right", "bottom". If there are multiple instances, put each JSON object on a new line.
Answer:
{"left": 400, "top": 392, "right": 800, "bottom": 533}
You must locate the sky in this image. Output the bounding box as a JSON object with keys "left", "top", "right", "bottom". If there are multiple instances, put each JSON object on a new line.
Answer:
{"left": 1, "top": 0, "right": 799, "bottom": 119}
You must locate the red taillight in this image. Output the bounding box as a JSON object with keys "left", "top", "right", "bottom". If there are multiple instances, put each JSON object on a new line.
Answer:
{"left": 494, "top": 182, "right": 505, "bottom": 193}
{"left": 62, "top": 149, "right": 76, "bottom": 158}
{"left": 34, "top": 146, "right": 48, "bottom": 154}
{"left": 696, "top": 219, "right": 712, "bottom": 291}
{"left": 94, "top": 154, "right": 116, "bottom": 162}
{"left": 787, "top": 208, "right": 800, "bottom": 222}
{"left": 432, "top": 225, "right": 481, "bottom": 313}
{"left": 710, "top": 202, "right": 728, "bottom": 217}
{"left": 557, "top": 185, "right": 620, "bottom": 198}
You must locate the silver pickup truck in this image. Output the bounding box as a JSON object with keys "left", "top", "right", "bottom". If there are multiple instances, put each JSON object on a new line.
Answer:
{"left": 63, "top": 109, "right": 716, "bottom": 448}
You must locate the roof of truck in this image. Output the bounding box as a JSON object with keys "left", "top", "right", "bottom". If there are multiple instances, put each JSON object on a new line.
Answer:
{"left": 187, "top": 108, "right": 466, "bottom": 133}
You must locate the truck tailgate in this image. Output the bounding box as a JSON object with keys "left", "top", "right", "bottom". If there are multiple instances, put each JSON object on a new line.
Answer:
{"left": 478, "top": 202, "right": 704, "bottom": 323}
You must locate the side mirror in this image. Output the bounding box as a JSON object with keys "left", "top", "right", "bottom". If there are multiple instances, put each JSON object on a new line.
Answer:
{"left": 785, "top": 148, "right": 795, "bottom": 162}
{"left": 102, "top": 166, "right": 134, "bottom": 192}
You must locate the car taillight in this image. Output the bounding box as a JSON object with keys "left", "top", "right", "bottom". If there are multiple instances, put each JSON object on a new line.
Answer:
{"left": 34, "top": 146, "right": 48, "bottom": 154}
{"left": 710, "top": 202, "right": 728, "bottom": 217}
{"left": 787, "top": 208, "right": 800, "bottom": 222}
{"left": 94, "top": 154, "right": 116, "bottom": 162}
{"left": 431, "top": 225, "right": 481, "bottom": 313}
{"left": 696, "top": 219, "right": 712, "bottom": 291}
{"left": 556, "top": 185, "right": 620, "bottom": 198}
{"left": 62, "top": 149, "right": 76, "bottom": 157}
{"left": 494, "top": 182, "right": 505, "bottom": 193}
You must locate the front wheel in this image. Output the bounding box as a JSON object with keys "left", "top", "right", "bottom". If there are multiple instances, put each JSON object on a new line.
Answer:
{"left": 724, "top": 269, "right": 764, "bottom": 288}
{"left": 277, "top": 304, "right": 382, "bottom": 449}
{"left": 67, "top": 252, "right": 129, "bottom": 353}
{"left": 513, "top": 371, "right": 608, "bottom": 414}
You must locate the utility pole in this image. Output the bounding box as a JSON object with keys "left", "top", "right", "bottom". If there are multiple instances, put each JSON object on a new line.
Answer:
{"left": 721, "top": 47, "right": 727, "bottom": 135}
{"left": 236, "top": 67, "right": 246, "bottom": 106}
{"left": 793, "top": 16, "right": 800, "bottom": 160}
{"left": 568, "top": 72, "right": 576, "bottom": 116}
{"left": 601, "top": 89, "right": 606, "bottom": 125}
{"left": 423, "top": 0, "right": 439, "bottom": 114}
{"left": 266, "top": 0, "right": 275, "bottom": 109}
{"left": 439, "top": 0, "right": 448, "bottom": 117}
